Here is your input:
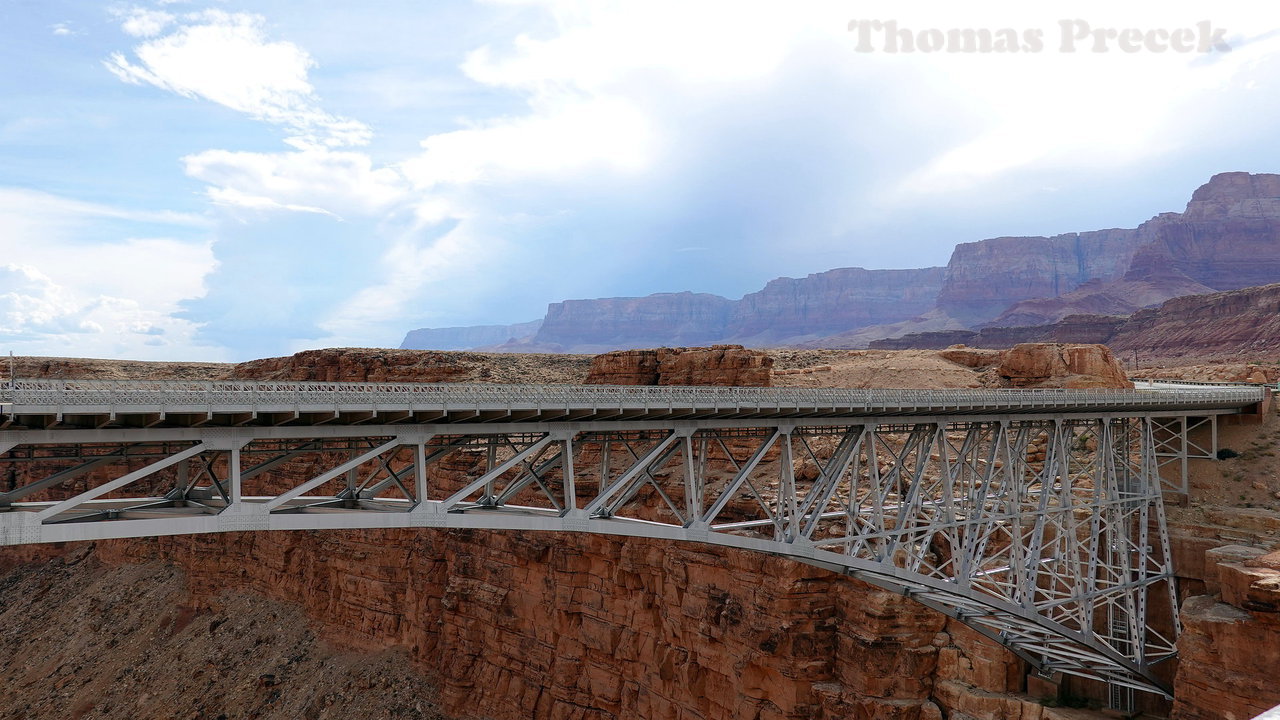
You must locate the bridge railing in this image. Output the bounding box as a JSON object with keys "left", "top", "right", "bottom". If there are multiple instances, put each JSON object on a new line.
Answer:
{"left": 1134, "top": 377, "right": 1280, "bottom": 391}
{"left": 0, "top": 378, "right": 1266, "bottom": 411}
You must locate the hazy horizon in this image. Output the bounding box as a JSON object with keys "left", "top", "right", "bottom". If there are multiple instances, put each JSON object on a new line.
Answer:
{"left": 5, "top": 2, "right": 1280, "bottom": 361}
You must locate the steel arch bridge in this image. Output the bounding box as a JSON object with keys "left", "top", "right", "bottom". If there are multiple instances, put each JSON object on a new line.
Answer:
{"left": 0, "top": 379, "right": 1268, "bottom": 697}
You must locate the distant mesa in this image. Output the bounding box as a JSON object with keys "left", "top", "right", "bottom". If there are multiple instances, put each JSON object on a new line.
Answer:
{"left": 400, "top": 171, "right": 1280, "bottom": 354}
{"left": 401, "top": 320, "right": 543, "bottom": 352}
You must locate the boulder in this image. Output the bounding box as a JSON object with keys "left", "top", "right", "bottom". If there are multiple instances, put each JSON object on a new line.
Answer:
{"left": 996, "top": 343, "right": 1132, "bottom": 389}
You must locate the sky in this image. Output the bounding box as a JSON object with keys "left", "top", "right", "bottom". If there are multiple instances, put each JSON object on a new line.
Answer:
{"left": 3, "top": 1, "right": 1280, "bottom": 361}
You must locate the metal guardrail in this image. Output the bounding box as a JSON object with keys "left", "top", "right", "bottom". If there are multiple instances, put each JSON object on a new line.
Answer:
{"left": 0, "top": 378, "right": 1265, "bottom": 412}
{"left": 1132, "top": 377, "right": 1273, "bottom": 388}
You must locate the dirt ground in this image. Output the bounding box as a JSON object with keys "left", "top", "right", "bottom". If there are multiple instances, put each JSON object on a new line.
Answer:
{"left": 1171, "top": 410, "right": 1280, "bottom": 550}
{"left": 0, "top": 553, "right": 447, "bottom": 720}
{"left": 769, "top": 348, "right": 992, "bottom": 389}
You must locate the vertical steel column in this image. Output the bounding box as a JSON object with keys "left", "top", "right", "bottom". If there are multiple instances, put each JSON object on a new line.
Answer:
{"left": 414, "top": 441, "right": 428, "bottom": 505}
{"left": 228, "top": 445, "right": 242, "bottom": 507}
{"left": 485, "top": 438, "right": 498, "bottom": 503}
{"left": 562, "top": 435, "right": 576, "bottom": 513}
{"left": 1179, "top": 417, "right": 1189, "bottom": 492}
{"left": 681, "top": 432, "right": 697, "bottom": 522}
{"left": 778, "top": 431, "right": 796, "bottom": 542}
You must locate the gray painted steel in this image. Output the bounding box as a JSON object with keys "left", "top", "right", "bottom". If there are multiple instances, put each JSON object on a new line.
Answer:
{"left": 0, "top": 379, "right": 1268, "bottom": 698}
{"left": 0, "top": 378, "right": 1264, "bottom": 427}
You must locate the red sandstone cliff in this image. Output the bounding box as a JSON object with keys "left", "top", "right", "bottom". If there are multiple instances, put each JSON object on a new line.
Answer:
{"left": 531, "top": 292, "right": 737, "bottom": 352}
{"left": 873, "top": 281, "right": 1280, "bottom": 363}
{"left": 985, "top": 172, "right": 1280, "bottom": 328}
{"left": 584, "top": 346, "right": 773, "bottom": 386}
{"left": 405, "top": 171, "right": 1280, "bottom": 351}
{"left": 1173, "top": 549, "right": 1280, "bottom": 719}
{"left": 725, "top": 266, "right": 946, "bottom": 345}
{"left": 1107, "top": 283, "right": 1280, "bottom": 359}
{"left": 936, "top": 229, "right": 1143, "bottom": 326}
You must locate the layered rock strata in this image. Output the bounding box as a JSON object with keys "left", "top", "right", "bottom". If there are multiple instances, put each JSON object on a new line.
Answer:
{"left": 584, "top": 346, "right": 773, "bottom": 387}
{"left": 404, "top": 172, "right": 1280, "bottom": 351}
{"left": 875, "top": 282, "right": 1280, "bottom": 362}
{"left": 1173, "top": 548, "right": 1280, "bottom": 719}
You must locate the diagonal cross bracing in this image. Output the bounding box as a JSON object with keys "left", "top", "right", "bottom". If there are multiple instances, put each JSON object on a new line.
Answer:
{"left": 0, "top": 379, "right": 1266, "bottom": 696}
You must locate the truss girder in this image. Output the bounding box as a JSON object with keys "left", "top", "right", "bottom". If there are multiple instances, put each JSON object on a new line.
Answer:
{"left": 0, "top": 415, "right": 1190, "bottom": 696}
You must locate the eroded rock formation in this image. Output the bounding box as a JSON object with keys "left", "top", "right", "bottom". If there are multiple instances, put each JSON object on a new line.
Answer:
{"left": 725, "top": 267, "right": 946, "bottom": 345}
{"left": 876, "top": 281, "right": 1280, "bottom": 363}
{"left": 585, "top": 346, "right": 774, "bottom": 387}
{"left": 532, "top": 292, "right": 737, "bottom": 352}
{"left": 403, "top": 171, "right": 1280, "bottom": 351}
{"left": 996, "top": 344, "right": 1132, "bottom": 389}
{"left": 1173, "top": 547, "right": 1280, "bottom": 719}
{"left": 936, "top": 229, "right": 1143, "bottom": 326}
{"left": 230, "top": 348, "right": 476, "bottom": 383}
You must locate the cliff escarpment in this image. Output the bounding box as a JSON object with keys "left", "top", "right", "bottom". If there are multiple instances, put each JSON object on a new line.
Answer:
{"left": 873, "top": 282, "right": 1280, "bottom": 363}
{"left": 404, "top": 171, "right": 1280, "bottom": 352}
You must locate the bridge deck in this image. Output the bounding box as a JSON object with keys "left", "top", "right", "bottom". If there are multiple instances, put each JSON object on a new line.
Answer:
{"left": 0, "top": 379, "right": 1266, "bottom": 429}
{"left": 0, "top": 379, "right": 1268, "bottom": 696}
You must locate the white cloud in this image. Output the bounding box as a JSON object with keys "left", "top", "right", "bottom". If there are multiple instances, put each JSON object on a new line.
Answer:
{"left": 118, "top": 8, "right": 176, "bottom": 38}
{"left": 0, "top": 187, "right": 208, "bottom": 231}
{"left": 304, "top": 223, "right": 498, "bottom": 349}
{"left": 0, "top": 265, "right": 177, "bottom": 342}
{"left": 0, "top": 265, "right": 88, "bottom": 337}
{"left": 182, "top": 148, "right": 408, "bottom": 218}
{"left": 400, "top": 96, "right": 651, "bottom": 188}
{"left": 450, "top": 1, "right": 1280, "bottom": 203}
{"left": 106, "top": 10, "right": 369, "bottom": 149}
{"left": 95, "top": 0, "right": 1280, "bottom": 356}
{"left": 891, "top": 22, "right": 1280, "bottom": 194}
{"left": 0, "top": 189, "right": 223, "bottom": 361}
{"left": 50, "top": 23, "right": 76, "bottom": 37}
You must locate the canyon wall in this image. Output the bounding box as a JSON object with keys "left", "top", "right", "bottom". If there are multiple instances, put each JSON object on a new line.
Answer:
{"left": 1173, "top": 549, "right": 1280, "bottom": 720}
{"left": 725, "top": 267, "right": 946, "bottom": 345}
{"left": 875, "top": 282, "right": 1280, "bottom": 362}
{"left": 935, "top": 229, "right": 1143, "bottom": 326}
{"left": 990, "top": 172, "right": 1280, "bottom": 327}
{"left": 81, "top": 528, "right": 994, "bottom": 720}
{"left": 533, "top": 292, "right": 737, "bottom": 352}
{"left": 1135, "top": 172, "right": 1280, "bottom": 291}
{"left": 521, "top": 269, "right": 948, "bottom": 353}
{"left": 402, "top": 171, "right": 1280, "bottom": 351}
{"left": 1107, "top": 282, "right": 1280, "bottom": 358}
